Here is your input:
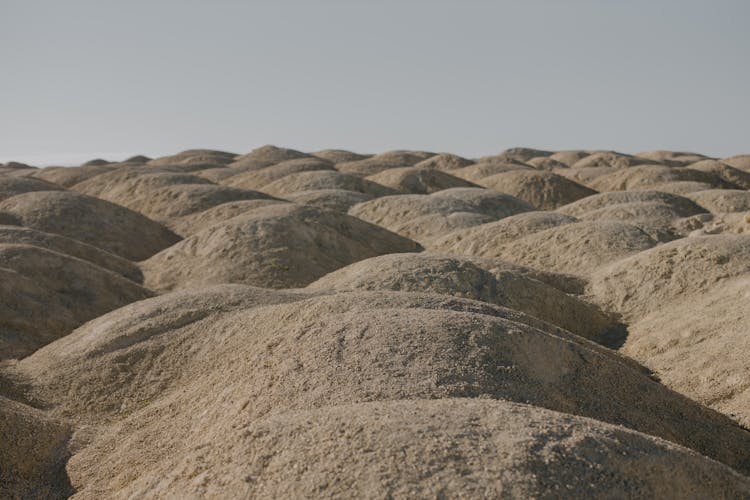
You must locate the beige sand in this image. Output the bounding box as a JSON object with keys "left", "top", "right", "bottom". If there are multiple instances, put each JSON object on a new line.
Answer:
{"left": 3, "top": 145, "right": 750, "bottom": 498}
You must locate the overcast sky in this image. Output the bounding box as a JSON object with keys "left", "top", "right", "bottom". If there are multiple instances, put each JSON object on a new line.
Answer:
{"left": 2, "top": 0, "right": 749, "bottom": 165}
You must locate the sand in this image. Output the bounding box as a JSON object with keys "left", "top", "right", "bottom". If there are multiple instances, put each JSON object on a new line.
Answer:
{"left": 2, "top": 145, "right": 750, "bottom": 498}
{"left": 365, "top": 166, "right": 479, "bottom": 194}
{"left": 348, "top": 188, "right": 534, "bottom": 243}
{"left": 221, "top": 158, "right": 335, "bottom": 190}
{"left": 141, "top": 203, "right": 421, "bottom": 291}
{"left": 478, "top": 170, "right": 596, "bottom": 209}
{"left": 0, "top": 190, "right": 180, "bottom": 260}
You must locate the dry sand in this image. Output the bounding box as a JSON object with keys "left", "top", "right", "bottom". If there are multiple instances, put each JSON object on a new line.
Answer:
{"left": 2, "top": 145, "right": 750, "bottom": 498}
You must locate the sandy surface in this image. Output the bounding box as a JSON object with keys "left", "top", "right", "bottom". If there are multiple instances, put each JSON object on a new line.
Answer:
{"left": 2, "top": 146, "right": 750, "bottom": 498}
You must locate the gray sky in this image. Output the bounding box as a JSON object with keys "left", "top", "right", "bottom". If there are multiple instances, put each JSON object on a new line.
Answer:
{"left": 2, "top": 0, "right": 749, "bottom": 165}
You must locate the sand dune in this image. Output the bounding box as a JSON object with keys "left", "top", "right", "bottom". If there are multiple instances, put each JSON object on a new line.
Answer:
{"left": 366, "top": 166, "right": 479, "bottom": 194}
{"left": 588, "top": 164, "right": 732, "bottom": 191}
{"left": 307, "top": 253, "right": 617, "bottom": 342}
{"left": 477, "top": 170, "right": 597, "bottom": 209}
{"left": 31, "top": 164, "right": 119, "bottom": 188}
{"left": 141, "top": 203, "right": 421, "bottom": 290}
{"left": 282, "top": 189, "right": 373, "bottom": 212}
{"left": 10, "top": 291, "right": 750, "bottom": 487}
{"left": 260, "top": 170, "right": 396, "bottom": 197}
{"left": 0, "top": 244, "right": 151, "bottom": 358}
{"left": 221, "top": 157, "right": 335, "bottom": 189}
{"left": 452, "top": 161, "right": 532, "bottom": 183}
{"left": 0, "top": 177, "right": 64, "bottom": 202}
{"left": 411, "top": 152, "right": 474, "bottom": 171}
{"left": 686, "top": 189, "right": 750, "bottom": 213}
{"left": 349, "top": 187, "right": 534, "bottom": 243}
{"left": 147, "top": 149, "right": 238, "bottom": 168}
{"left": 428, "top": 211, "right": 579, "bottom": 255}
{"left": 0, "top": 226, "right": 142, "bottom": 282}
{"left": 589, "top": 234, "right": 750, "bottom": 321}
{"left": 2, "top": 146, "right": 750, "bottom": 498}
{"left": 69, "top": 399, "right": 750, "bottom": 498}
{"left": 336, "top": 150, "right": 436, "bottom": 177}
{"left": 0, "top": 190, "right": 179, "bottom": 260}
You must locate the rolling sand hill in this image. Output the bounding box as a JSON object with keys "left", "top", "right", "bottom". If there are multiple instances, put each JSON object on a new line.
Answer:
{"left": 2, "top": 146, "right": 750, "bottom": 499}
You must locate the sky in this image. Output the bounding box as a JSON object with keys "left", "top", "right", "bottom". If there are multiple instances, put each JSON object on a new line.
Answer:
{"left": 1, "top": 0, "right": 749, "bottom": 165}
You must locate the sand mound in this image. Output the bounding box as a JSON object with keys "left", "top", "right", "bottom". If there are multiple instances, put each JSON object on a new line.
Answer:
{"left": 123, "top": 155, "right": 150, "bottom": 164}
{"left": 412, "top": 152, "right": 474, "bottom": 171}
{"left": 492, "top": 221, "right": 657, "bottom": 276}
{"left": 9, "top": 289, "right": 561, "bottom": 419}
{"left": 141, "top": 203, "right": 421, "bottom": 290}
{"left": 310, "top": 149, "right": 371, "bottom": 163}
{"left": 142, "top": 184, "right": 275, "bottom": 221}
{"left": 147, "top": 149, "right": 237, "bottom": 167}
{"left": 527, "top": 156, "right": 569, "bottom": 170}
{"left": 0, "top": 191, "right": 180, "bottom": 260}
{"left": 723, "top": 154, "right": 750, "bottom": 171}
{"left": 478, "top": 170, "right": 597, "bottom": 209}
{"left": 673, "top": 212, "right": 750, "bottom": 237}
{"left": 0, "top": 167, "right": 37, "bottom": 179}
{"left": 71, "top": 168, "right": 211, "bottom": 198}
{"left": 336, "top": 150, "right": 436, "bottom": 177}
{"left": 221, "top": 158, "right": 335, "bottom": 189}
{"left": 365, "top": 166, "right": 479, "bottom": 194}
{"left": 260, "top": 170, "right": 396, "bottom": 198}
{"left": 575, "top": 202, "right": 695, "bottom": 241}
{"left": 644, "top": 181, "right": 716, "bottom": 195}
{"left": 0, "top": 396, "right": 73, "bottom": 499}
{"left": 72, "top": 169, "right": 276, "bottom": 221}
{"left": 349, "top": 188, "right": 533, "bottom": 242}
{"left": 81, "top": 159, "right": 110, "bottom": 167}
{"left": 620, "top": 276, "right": 750, "bottom": 427}
{"left": 571, "top": 151, "right": 646, "bottom": 169}
{"left": 84, "top": 159, "right": 112, "bottom": 166}
{"left": 167, "top": 199, "right": 289, "bottom": 236}
{"left": 30, "top": 164, "right": 119, "bottom": 188}
{"left": 452, "top": 161, "right": 532, "bottom": 183}
{"left": 0, "top": 177, "right": 64, "bottom": 202}
{"left": 687, "top": 159, "right": 750, "bottom": 189}
{"left": 0, "top": 226, "right": 142, "bottom": 282}
{"left": 588, "top": 165, "right": 730, "bottom": 191}
{"left": 307, "top": 253, "right": 505, "bottom": 303}
{"left": 556, "top": 190, "right": 706, "bottom": 217}
{"left": 554, "top": 165, "right": 618, "bottom": 186}
{"left": 549, "top": 150, "right": 590, "bottom": 166}
{"left": 429, "top": 211, "right": 578, "bottom": 255}
{"left": 118, "top": 183, "right": 274, "bottom": 221}
{"left": 283, "top": 189, "right": 373, "bottom": 212}
{"left": 308, "top": 253, "right": 617, "bottom": 342}
{"left": 588, "top": 234, "right": 750, "bottom": 321}
{"left": 229, "top": 145, "right": 312, "bottom": 170}
{"left": 189, "top": 166, "right": 236, "bottom": 183}
{"left": 86, "top": 399, "right": 750, "bottom": 498}
{"left": 636, "top": 150, "right": 710, "bottom": 165}
{"left": 1, "top": 161, "right": 34, "bottom": 170}
{"left": 471, "top": 257, "right": 589, "bottom": 295}
{"left": 387, "top": 212, "right": 499, "bottom": 244}
{"left": 480, "top": 147, "right": 552, "bottom": 163}
{"left": 13, "top": 292, "right": 750, "bottom": 482}
{"left": 7, "top": 145, "right": 750, "bottom": 497}
{"left": 686, "top": 189, "right": 750, "bottom": 213}
{"left": 11, "top": 285, "right": 305, "bottom": 375}
{"left": 685, "top": 189, "right": 750, "bottom": 213}
{"left": 556, "top": 191, "right": 708, "bottom": 241}
{"left": 0, "top": 244, "right": 151, "bottom": 358}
